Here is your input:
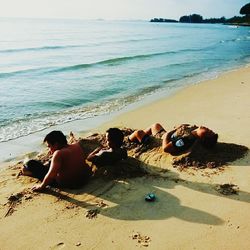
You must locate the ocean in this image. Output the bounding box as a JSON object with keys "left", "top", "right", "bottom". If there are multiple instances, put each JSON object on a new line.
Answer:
{"left": 0, "top": 18, "right": 250, "bottom": 144}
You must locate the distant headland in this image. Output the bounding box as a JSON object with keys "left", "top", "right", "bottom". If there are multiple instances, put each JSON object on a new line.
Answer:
{"left": 150, "top": 3, "right": 250, "bottom": 26}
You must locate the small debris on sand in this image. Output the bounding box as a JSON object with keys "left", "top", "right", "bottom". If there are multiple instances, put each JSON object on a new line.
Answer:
{"left": 4, "top": 190, "right": 35, "bottom": 217}
{"left": 85, "top": 209, "right": 100, "bottom": 219}
{"left": 65, "top": 204, "right": 78, "bottom": 210}
{"left": 131, "top": 231, "right": 151, "bottom": 247}
{"left": 95, "top": 200, "right": 108, "bottom": 208}
{"left": 215, "top": 184, "right": 239, "bottom": 195}
{"left": 4, "top": 192, "right": 24, "bottom": 217}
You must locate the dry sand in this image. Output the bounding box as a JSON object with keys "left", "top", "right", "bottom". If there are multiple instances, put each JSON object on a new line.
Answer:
{"left": 0, "top": 66, "right": 250, "bottom": 250}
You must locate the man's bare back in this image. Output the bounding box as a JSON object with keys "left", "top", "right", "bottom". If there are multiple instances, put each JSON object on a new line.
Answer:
{"left": 55, "top": 143, "right": 92, "bottom": 188}
{"left": 30, "top": 131, "right": 92, "bottom": 191}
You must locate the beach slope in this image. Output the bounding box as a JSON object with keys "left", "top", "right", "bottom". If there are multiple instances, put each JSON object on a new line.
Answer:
{"left": 0, "top": 66, "right": 250, "bottom": 250}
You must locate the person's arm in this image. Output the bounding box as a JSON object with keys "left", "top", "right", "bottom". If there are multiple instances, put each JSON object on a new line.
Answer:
{"left": 165, "top": 129, "right": 177, "bottom": 142}
{"left": 87, "top": 147, "right": 104, "bottom": 162}
{"left": 162, "top": 130, "right": 177, "bottom": 155}
{"left": 173, "top": 124, "right": 188, "bottom": 130}
{"left": 32, "top": 151, "right": 61, "bottom": 191}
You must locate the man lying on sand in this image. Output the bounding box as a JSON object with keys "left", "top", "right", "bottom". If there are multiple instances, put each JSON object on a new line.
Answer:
{"left": 87, "top": 128, "right": 127, "bottom": 167}
{"left": 22, "top": 130, "right": 93, "bottom": 191}
{"left": 129, "top": 123, "right": 218, "bottom": 155}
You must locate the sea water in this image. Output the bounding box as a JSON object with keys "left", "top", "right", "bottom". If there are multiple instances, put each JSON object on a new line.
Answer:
{"left": 0, "top": 18, "right": 250, "bottom": 144}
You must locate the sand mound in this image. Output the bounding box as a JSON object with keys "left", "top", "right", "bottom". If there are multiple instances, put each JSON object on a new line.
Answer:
{"left": 30, "top": 129, "right": 249, "bottom": 180}
{"left": 172, "top": 142, "right": 249, "bottom": 169}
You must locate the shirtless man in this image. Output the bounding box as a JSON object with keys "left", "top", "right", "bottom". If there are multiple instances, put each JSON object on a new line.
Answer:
{"left": 23, "top": 131, "right": 92, "bottom": 191}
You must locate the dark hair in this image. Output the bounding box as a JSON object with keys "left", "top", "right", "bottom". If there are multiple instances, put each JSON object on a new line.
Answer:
{"left": 106, "top": 128, "right": 124, "bottom": 147}
{"left": 200, "top": 133, "right": 218, "bottom": 148}
{"left": 43, "top": 130, "right": 67, "bottom": 146}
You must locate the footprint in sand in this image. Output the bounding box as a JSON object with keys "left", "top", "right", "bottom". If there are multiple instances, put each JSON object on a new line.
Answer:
{"left": 131, "top": 232, "right": 151, "bottom": 247}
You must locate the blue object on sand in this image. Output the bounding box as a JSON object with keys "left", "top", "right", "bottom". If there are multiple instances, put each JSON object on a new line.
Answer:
{"left": 145, "top": 193, "right": 156, "bottom": 202}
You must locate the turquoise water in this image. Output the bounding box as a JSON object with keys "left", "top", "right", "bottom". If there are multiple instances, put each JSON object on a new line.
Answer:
{"left": 0, "top": 18, "right": 250, "bottom": 142}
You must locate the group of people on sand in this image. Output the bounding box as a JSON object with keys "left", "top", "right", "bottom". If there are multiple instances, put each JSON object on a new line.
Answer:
{"left": 129, "top": 123, "right": 218, "bottom": 155}
{"left": 22, "top": 123, "right": 218, "bottom": 192}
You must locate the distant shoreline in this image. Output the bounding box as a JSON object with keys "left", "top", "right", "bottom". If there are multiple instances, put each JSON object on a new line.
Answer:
{"left": 225, "top": 22, "right": 250, "bottom": 26}
{"left": 150, "top": 14, "right": 250, "bottom": 26}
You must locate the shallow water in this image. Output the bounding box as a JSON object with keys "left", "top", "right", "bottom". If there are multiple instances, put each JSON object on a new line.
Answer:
{"left": 0, "top": 18, "right": 250, "bottom": 143}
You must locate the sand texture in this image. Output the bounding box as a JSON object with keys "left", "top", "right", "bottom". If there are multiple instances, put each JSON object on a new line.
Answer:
{"left": 0, "top": 66, "right": 250, "bottom": 250}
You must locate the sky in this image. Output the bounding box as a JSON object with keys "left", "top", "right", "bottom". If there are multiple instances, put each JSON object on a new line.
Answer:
{"left": 0, "top": 0, "right": 249, "bottom": 20}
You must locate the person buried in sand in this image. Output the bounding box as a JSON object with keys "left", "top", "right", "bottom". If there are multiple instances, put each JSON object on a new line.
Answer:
{"left": 87, "top": 128, "right": 127, "bottom": 167}
{"left": 22, "top": 130, "right": 93, "bottom": 191}
{"left": 162, "top": 124, "right": 218, "bottom": 155}
{"left": 129, "top": 123, "right": 218, "bottom": 155}
{"left": 128, "top": 123, "right": 166, "bottom": 144}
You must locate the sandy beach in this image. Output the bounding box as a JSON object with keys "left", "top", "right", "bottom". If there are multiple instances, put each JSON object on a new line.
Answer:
{"left": 0, "top": 66, "right": 250, "bottom": 250}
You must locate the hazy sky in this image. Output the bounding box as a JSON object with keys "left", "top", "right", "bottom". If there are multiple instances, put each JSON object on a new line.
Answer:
{"left": 0, "top": 0, "right": 249, "bottom": 20}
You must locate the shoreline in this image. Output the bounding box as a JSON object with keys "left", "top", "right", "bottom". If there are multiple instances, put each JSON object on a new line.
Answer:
{"left": 0, "top": 65, "right": 250, "bottom": 249}
{"left": 91, "top": 64, "right": 250, "bottom": 143}
{"left": 0, "top": 64, "right": 249, "bottom": 165}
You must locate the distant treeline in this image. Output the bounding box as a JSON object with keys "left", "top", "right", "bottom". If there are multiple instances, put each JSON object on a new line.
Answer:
{"left": 150, "top": 18, "right": 178, "bottom": 23}
{"left": 150, "top": 3, "right": 250, "bottom": 25}
{"left": 150, "top": 14, "right": 250, "bottom": 25}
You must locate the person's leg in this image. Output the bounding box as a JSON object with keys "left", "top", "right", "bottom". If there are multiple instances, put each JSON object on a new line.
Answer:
{"left": 151, "top": 123, "right": 166, "bottom": 136}
{"left": 144, "top": 123, "right": 166, "bottom": 136}
{"left": 22, "top": 160, "right": 49, "bottom": 181}
{"left": 128, "top": 130, "right": 147, "bottom": 143}
{"left": 143, "top": 125, "right": 153, "bottom": 135}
